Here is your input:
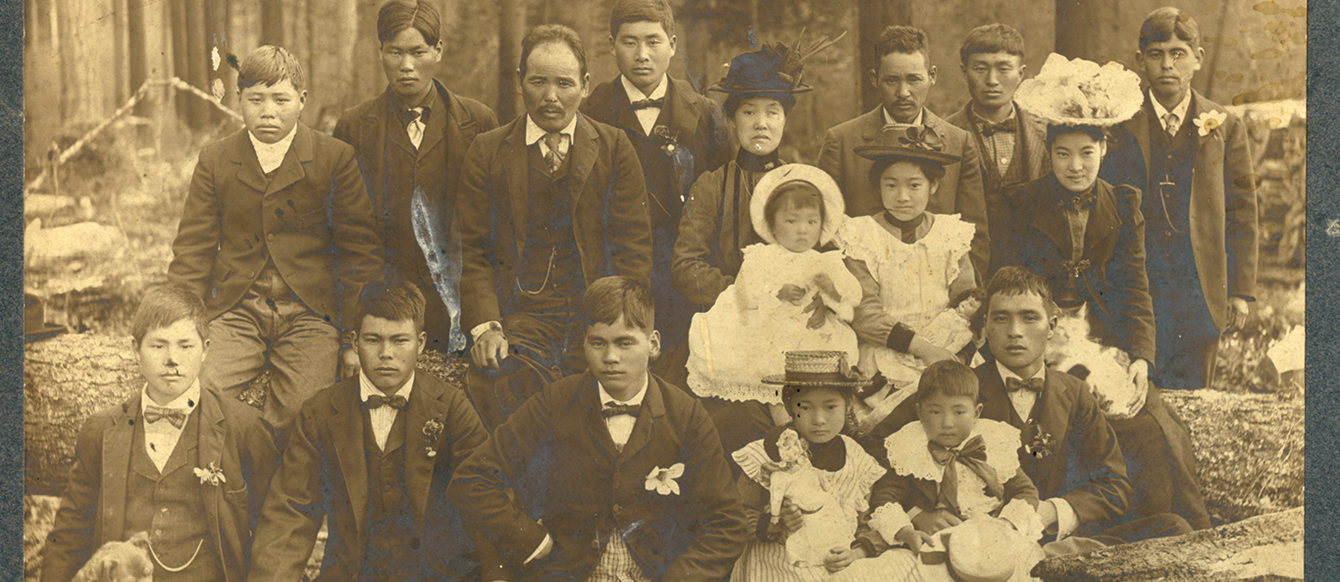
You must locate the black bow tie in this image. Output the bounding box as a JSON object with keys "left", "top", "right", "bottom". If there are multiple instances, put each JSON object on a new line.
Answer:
{"left": 630, "top": 98, "right": 664, "bottom": 111}
{"left": 601, "top": 403, "right": 641, "bottom": 418}
{"left": 366, "top": 394, "right": 408, "bottom": 410}
{"left": 144, "top": 405, "right": 189, "bottom": 428}
{"left": 978, "top": 119, "right": 1016, "bottom": 137}
{"left": 1006, "top": 377, "right": 1044, "bottom": 393}
{"left": 1061, "top": 190, "right": 1097, "bottom": 212}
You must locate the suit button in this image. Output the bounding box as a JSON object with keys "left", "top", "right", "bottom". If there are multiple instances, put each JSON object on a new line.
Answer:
{"left": 161, "top": 507, "right": 168, "bottom": 514}
{"left": 267, "top": 233, "right": 275, "bottom": 242}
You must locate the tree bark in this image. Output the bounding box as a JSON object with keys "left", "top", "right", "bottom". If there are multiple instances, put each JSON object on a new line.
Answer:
{"left": 496, "top": 0, "right": 525, "bottom": 123}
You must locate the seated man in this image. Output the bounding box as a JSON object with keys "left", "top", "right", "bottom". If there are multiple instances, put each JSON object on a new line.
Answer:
{"left": 249, "top": 280, "right": 497, "bottom": 580}
{"left": 41, "top": 284, "right": 279, "bottom": 582}
{"left": 457, "top": 24, "right": 652, "bottom": 430}
{"left": 447, "top": 276, "right": 748, "bottom": 581}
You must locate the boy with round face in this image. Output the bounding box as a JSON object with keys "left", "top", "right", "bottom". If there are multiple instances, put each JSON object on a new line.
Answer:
{"left": 334, "top": 0, "right": 500, "bottom": 356}
{"left": 251, "top": 280, "right": 495, "bottom": 580}
{"left": 41, "top": 285, "right": 279, "bottom": 582}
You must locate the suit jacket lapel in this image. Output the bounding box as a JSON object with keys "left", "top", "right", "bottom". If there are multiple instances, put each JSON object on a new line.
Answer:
{"left": 441, "top": 83, "right": 471, "bottom": 195}
{"left": 1018, "top": 107, "right": 1050, "bottom": 182}
{"left": 1036, "top": 371, "right": 1073, "bottom": 489}
{"left": 612, "top": 82, "right": 646, "bottom": 136}
{"left": 197, "top": 391, "right": 228, "bottom": 560}
{"left": 230, "top": 132, "right": 270, "bottom": 194}
{"left": 266, "top": 126, "right": 313, "bottom": 196}
{"left": 569, "top": 115, "right": 599, "bottom": 208}
{"left": 1084, "top": 183, "right": 1120, "bottom": 254}
{"left": 1030, "top": 182, "right": 1072, "bottom": 257}
{"left": 617, "top": 376, "right": 666, "bottom": 462}
{"left": 978, "top": 363, "right": 1024, "bottom": 428}
{"left": 667, "top": 77, "right": 700, "bottom": 138}
{"left": 580, "top": 376, "right": 621, "bottom": 459}
{"left": 859, "top": 106, "right": 883, "bottom": 142}
{"left": 501, "top": 118, "right": 530, "bottom": 257}
{"left": 100, "top": 395, "right": 138, "bottom": 544}
{"left": 1127, "top": 103, "right": 1154, "bottom": 186}
{"left": 330, "top": 382, "right": 370, "bottom": 538}
{"left": 404, "top": 375, "right": 446, "bottom": 533}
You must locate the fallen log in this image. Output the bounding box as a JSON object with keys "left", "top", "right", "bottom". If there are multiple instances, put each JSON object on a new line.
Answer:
{"left": 1033, "top": 507, "right": 1303, "bottom": 581}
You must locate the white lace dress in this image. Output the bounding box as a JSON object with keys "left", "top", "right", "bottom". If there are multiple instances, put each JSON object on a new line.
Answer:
{"left": 687, "top": 243, "right": 862, "bottom": 404}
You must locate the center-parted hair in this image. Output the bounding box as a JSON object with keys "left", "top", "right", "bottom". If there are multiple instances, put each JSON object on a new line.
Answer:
{"left": 583, "top": 275, "right": 655, "bottom": 332}
{"left": 237, "top": 45, "right": 306, "bottom": 93}
{"left": 914, "top": 360, "right": 980, "bottom": 403}
{"left": 874, "top": 26, "right": 931, "bottom": 66}
{"left": 357, "top": 279, "right": 427, "bottom": 333}
{"left": 868, "top": 156, "right": 947, "bottom": 188}
{"left": 610, "top": 0, "right": 675, "bottom": 38}
{"left": 519, "top": 24, "right": 588, "bottom": 79}
{"left": 131, "top": 284, "right": 210, "bottom": 346}
{"left": 1139, "top": 6, "right": 1202, "bottom": 51}
{"left": 377, "top": 0, "right": 442, "bottom": 46}
{"left": 764, "top": 180, "right": 826, "bottom": 234}
{"left": 959, "top": 23, "right": 1025, "bottom": 63}
{"left": 1046, "top": 124, "right": 1107, "bottom": 149}
{"left": 985, "top": 265, "right": 1056, "bottom": 316}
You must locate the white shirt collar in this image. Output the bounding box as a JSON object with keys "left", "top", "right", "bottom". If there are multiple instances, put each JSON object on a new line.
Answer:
{"left": 597, "top": 375, "right": 649, "bottom": 407}
{"left": 141, "top": 379, "right": 202, "bottom": 411}
{"left": 359, "top": 368, "right": 416, "bottom": 403}
{"left": 1149, "top": 89, "right": 1192, "bottom": 130}
{"left": 995, "top": 360, "right": 1046, "bottom": 385}
{"left": 620, "top": 74, "right": 668, "bottom": 103}
{"left": 883, "top": 106, "right": 925, "bottom": 127}
{"left": 525, "top": 113, "right": 580, "bottom": 146}
{"left": 248, "top": 124, "right": 299, "bottom": 174}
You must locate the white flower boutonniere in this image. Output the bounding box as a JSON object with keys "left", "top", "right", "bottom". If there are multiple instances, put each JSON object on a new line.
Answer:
{"left": 644, "top": 463, "right": 685, "bottom": 496}
{"left": 193, "top": 462, "right": 227, "bottom": 487}
{"left": 1193, "top": 110, "right": 1228, "bottom": 137}
{"left": 423, "top": 417, "right": 444, "bottom": 458}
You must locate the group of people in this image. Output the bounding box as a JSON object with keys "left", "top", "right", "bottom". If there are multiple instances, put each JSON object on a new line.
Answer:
{"left": 40, "top": 0, "right": 1259, "bottom": 580}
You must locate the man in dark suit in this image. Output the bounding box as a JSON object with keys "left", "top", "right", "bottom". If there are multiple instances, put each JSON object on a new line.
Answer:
{"left": 42, "top": 284, "right": 279, "bottom": 582}
{"left": 581, "top": 0, "right": 731, "bottom": 377}
{"left": 817, "top": 25, "right": 989, "bottom": 277}
{"left": 168, "top": 46, "right": 383, "bottom": 435}
{"left": 1105, "top": 6, "right": 1259, "bottom": 390}
{"left": 334, "top": 0, "right": 499, "bottom": 355}
{"left": 447, "top": 276, "right": 747, "bottom": 581}
{"left": 457, "top": 24, "right": 653, "bottom": 429}
{"left": 249, "top": 280, "right": 497, "bottom": 581}
{"left": 945, "top": 24, "right": 1050, "bottom": 276}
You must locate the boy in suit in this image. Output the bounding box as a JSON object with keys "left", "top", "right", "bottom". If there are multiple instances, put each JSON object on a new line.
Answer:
{"left": 447, "top": 276, "right": 748, "bottom": 581}
{"left": 457, "top": 24, "right": 653, "bottom": 430}
{"left": 1107, "top": 6, "right": 1259, "bottom": 390}
{"left": 168, "top": 45, "right": 383, "bottom": 436}
{"left": 945, "top": 24, "right": 1051, "bottom": 276}
{"left": 976, "top": 266, "right": 1190, "bottom": 545}
{"left": 334, "top": 0, "right": 499, "bottom": 355}
{"left": 249, "top": 279, "right": 496, "bottom": 580}
{"left": 581, "top": 0, "right": 731, "bottom": 378}
{"left": 817, "top": 25, "right": 989, "bottom": 277}
{"left": 41, "top": 284, "right": 279, "bottom": 582}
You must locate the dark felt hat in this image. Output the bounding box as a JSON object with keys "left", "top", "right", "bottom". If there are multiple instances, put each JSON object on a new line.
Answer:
{"left": 762, "top": 351, "right": 872, "bottom": 388}
{"left": 854, "top": 125, "right": 962, "bottom": 167}
{"left": 709, "top": 29, "right": 846, "bottom": 96}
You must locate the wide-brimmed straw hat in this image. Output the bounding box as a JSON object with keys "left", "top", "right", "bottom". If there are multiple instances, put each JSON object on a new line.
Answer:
{"left": 1014, "top": 53, "right": 1143, "bottom": 127}
{"left": 762, "top": 351, "right": 872, "bottom": 388}
{"left": 853, "top": 125, "right": 962, "bottom": 168}
{"left": 749, "top": 164, "right": 846, "bottom": 245}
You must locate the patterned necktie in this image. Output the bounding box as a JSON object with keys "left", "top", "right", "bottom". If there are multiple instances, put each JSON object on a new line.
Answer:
{"left": 978, "top": 119, "right": 1016, "bottom": 137}
{"left": 543, "top": 132, "right": 566, "bottom": 172}
{"left": 1006, "top": 376, "right": 1044, "bottom": 393}
{"left": 407, "top": 107, "right": 425, "bottom": 150}
{"left": 601, "top": 403, "right": 641, "bottom": 419}
{"left": 1162, "top": 112, "right": 1179, "bottom": 140}
{"left": 928, "top": 435, "right": 1004, "bottom": 516}
{"left": 366, "top": 394, "right": 408, "bottom": 410}
{"left": 144, "top": 405, "right": 188, "bottom": 429}
{"left": 630, "top": 98, "right": 664, "bottom": 111}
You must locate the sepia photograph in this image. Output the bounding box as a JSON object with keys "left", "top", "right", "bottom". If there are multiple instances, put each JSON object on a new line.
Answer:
{"left": 19, "top": 0, "right": 1306, "bottom": 579}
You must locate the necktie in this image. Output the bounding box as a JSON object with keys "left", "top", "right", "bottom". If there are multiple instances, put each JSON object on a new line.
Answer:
{"left": 978, "top": 119, "right": 1016, "bottom": 137}
{"left": 366, "top": 394, "right": 408, "bottom": 410}
{"left": 1006, "top": 376, "right": 1044, "bottom": 393}
{"left": 601, "top": 403, "right": 641, "bottom": 419}
{"left": 630, "top": 97, "right": 664, "bottom": 111}
{"left": 928, "top": 435, "right": 1004, "bottom": 517}
{"left": 1162, "top": 112, "right": 1179, "bottom": 140}
{"left": 543, "top": 132, "right": 566, "bottom": 173}
{"left": 407, "top": 107, "right": 425, "bottom": 150}
{"left": 144, "top": 405, "right": 188, "bottom": 429}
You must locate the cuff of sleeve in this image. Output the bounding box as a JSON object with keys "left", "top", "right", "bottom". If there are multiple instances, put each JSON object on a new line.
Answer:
{"left": 1047, "top": 498, "right": 1079, "bottom": 540}
{"left": 471, "top": 320, "right": 503, "bottom": 343}
{"left": 869, "top": 502, "right": 912, "bottom": 545}
{"left": 523, "top": 533, "right": 552, "bottom": 566}
{"left": 999, "top": 499, "right": 1045, "bottom": 542}
{"left": 886, "top": 323, "right": 916, "bottom": 353}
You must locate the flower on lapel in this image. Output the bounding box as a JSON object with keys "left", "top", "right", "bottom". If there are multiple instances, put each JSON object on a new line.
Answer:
{"left": 1024, "top": 419, "right": 1053, "bottom": 459}
{"left": 644, "top": 463, "right": 685, "bottom": 496}
{"left": 193, "top": 462, "right": 227, "bottom": 487}
{"left": 651, "top": 125, "right": 680, "bottom": 157}
{"left": 1193, "top": 110, "right": 1228, "bottom": 137}
{"left": 423, "top": 417, "right": 444, "bottom": 458}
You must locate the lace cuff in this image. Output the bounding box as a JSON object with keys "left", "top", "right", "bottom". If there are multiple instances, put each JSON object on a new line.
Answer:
{"left": 869, "top": 502, "right": 913, "bottom": 544}
{"left": 998, "top": 499, "right": 1044, "bottom": 542}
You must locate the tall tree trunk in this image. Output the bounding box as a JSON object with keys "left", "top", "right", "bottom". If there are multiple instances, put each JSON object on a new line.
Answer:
{"left": 127, "top": 0, "right": 148, "bottom": 116}
{"left": 1054, "top": 0, "right": 1126, "bottom": 65}
{"left": 858, "top": 0, "right": 911, "bottom": 112}
{"left": 497, "top": 0, "right": 525, "bottom": 123}
{"left": 261, "top": 0, "right": 285, "bottom": 46}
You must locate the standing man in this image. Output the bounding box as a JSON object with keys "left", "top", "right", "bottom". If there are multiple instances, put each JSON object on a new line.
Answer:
{"left": 1107, "top": 7, "right": 1259, "bottom": 390}
{"left": 457, "top": 24, "right": 653, "bottom": 429}
{"left": 581, "top": 0, "right": 731, "bottom": 379}
{"left": 945, "top": 24, "right": 1051, "bottom": 276}
{"left": 817, "top": 25, "right": 989, "bottom": 277}
{"left": 335, "top": 0, "right": 499, "bottom": 356}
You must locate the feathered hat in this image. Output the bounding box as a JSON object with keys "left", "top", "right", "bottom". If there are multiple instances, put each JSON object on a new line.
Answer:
{"left": 710, "top": 28, "right": 846, "bottom": 96}
{"left": 1014, "top": 53, "right": 1144, "bottom": 127}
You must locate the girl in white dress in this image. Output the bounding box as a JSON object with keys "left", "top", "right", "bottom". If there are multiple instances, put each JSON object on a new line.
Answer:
{"left": 687, "top": 165, "right": 862, "bottom": 423}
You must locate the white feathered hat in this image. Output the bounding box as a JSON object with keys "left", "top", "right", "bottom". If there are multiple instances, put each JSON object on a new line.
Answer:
{"left": 1015, "top": 53, "right": 1144, "bottom": 127}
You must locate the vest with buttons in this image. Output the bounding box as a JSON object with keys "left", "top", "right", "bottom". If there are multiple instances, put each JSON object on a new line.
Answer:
{"left": 518, "top": 144, "right": 583, "bottom": 299}
{"left": 125, "top": 413, "right": 225, "bottom": 582}
{"left": 1143, "top": 102, "right": 1197, "bottom": 269}
{"left": 359, "top": 408, "right": 435, "bottom": 580}
{"left": 617, "top": 91, "right": 679, "bottom": 233}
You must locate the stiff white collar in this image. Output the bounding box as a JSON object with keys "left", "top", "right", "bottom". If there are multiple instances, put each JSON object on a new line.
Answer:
{"left": 525, "top": 113, "right": 579, "bottom": 147}
{"left": 141, "top": 379, "right": 202, "bottom": 412}
{"left": 1149, "top": 89, "right": 1192, "bottom": 132}
{"left": 620, "top": 74, "right": 668, "bottom": 103}
{"left": 248, "top": 124, "right": 298, "bottom": 174}
{"left": 995, "top": 360, "right": 1046, "bottom": 386}
{"left": 358, "top": 369, "right": 416, "bottom": 403}
{"left": 883, "top": 106, "right": 925, "bottom": 127}
{"left": 597, "top": 375, "right": 649, "bottom": 407}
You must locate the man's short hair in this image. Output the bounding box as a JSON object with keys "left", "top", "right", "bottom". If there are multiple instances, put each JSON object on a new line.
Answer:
{"left": 237, "top": 45, "right": 306, "bottom": 93}
{"left": 582, "top": 276, "right": 654, "bottom": 332}
{"left": 131, "top": 284, "right": 210, "bottom": 346}
{"left": 873, "top": 25, "right": 930, "bottom": 67}
{"left": 914, "top": 359, "right": 981, "bottom": 403}
{"left": 985, "top": 266, "right": 1056, "bottom": 316}
{"left": 610, "top": 0, "right": 675, "bottom": 38}
{"left": 357, "top": 279, "right": 427, "bottom": 333}
{"left": 377, "top": 0, "right": 442, "bottom": 46}
{"left": 519, "top": 24, "right": 588, "bottom": 79}
{"left": 1139, "top": 6, "right": 1202, "bottom": 51}
{"left": 959, "top": 23, "right": 1025, "bottom": 63}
